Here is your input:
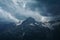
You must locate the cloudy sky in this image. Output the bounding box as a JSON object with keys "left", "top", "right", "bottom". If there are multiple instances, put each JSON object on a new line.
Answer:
{"left": 0, "top": 0, "right": 60, "bottom": 23}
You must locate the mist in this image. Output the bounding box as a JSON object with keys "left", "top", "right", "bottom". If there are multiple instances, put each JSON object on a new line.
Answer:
{"left": 0, "top": 0, "right": 53, "bottom": 23}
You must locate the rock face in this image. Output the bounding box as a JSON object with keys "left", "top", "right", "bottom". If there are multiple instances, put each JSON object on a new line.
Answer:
{"left": 0, "top": 17, "right": 60, "bottom": 40}
{"left": 18, "top": 17, "right": 53, "bottom": 40}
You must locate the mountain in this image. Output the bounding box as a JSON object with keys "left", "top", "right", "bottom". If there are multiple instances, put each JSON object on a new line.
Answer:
{"left": 15, "top": 17, "right": 60, "bottom": 40}
{"left": 0, "top": 17, "right": 60, "bottom": 40}
{"left": 18, "top": 17, "right": 53, "bottom": 40}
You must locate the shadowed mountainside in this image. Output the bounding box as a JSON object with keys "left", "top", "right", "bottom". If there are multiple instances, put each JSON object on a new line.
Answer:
{"left": 0, "top": 17, "right": 60, "bottom": 40}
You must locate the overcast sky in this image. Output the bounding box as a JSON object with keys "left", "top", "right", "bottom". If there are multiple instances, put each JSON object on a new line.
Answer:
{"left": 0, "top": 0, "right": 60, "bottom": 23}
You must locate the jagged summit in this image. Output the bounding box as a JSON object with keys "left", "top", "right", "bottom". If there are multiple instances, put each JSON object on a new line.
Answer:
{"left": 22, "top": 17, "right": 36, "bottom": 24}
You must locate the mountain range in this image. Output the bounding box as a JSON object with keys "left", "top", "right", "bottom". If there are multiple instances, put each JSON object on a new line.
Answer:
{"left": 0, "top": 17, "right": 60, "bottom": 40}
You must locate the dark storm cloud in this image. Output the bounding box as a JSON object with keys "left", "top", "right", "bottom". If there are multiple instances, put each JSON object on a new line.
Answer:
{"left": 35, "top": 0, "right": 60, "bottom": 16}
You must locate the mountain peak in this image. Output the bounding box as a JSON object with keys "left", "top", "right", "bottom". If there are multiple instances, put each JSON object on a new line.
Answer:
{"left": 26, "top": 17, "right": 35, "bottom": 21}
{"left": 22, "top": 17, "right": 36, "bottom": 24}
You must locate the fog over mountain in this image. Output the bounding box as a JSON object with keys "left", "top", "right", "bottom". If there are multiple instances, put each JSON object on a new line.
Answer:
{"left": 0, "top": 0, "right": 59, "bottom": 23}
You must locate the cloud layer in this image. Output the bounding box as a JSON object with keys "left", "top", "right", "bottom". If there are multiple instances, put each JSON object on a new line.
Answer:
{"left": 0, "top": 7, "right": 19, "bottom": 23}
{"left": 0, "top": 0, "right": 59, "bottom": 23}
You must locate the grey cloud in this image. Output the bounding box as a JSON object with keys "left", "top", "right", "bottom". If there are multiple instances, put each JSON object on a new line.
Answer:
{"left": 36, "top": 0, "right": 60, "bottom": 16}
{"left": 0, "top": 0, "right": 55, "bottom": 23}
{"left": 0, "top": 7, "right": 19, "bottom": 23}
